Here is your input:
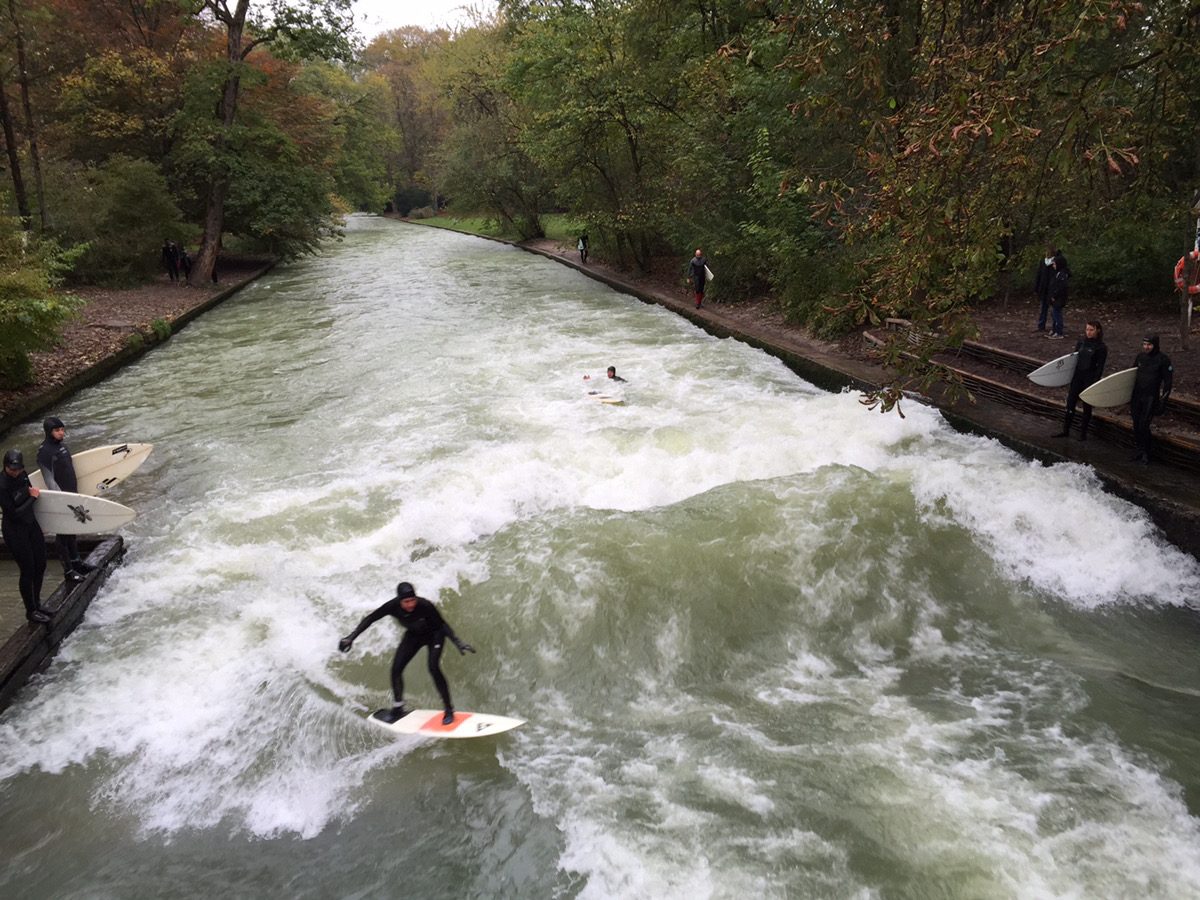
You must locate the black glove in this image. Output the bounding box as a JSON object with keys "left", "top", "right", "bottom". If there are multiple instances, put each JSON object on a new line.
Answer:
{"left": 453, "top": 637, "right": 476, "bottom": 655}
{"left": 1154, "top": 396, "right": 1167, "bottom": 416}
{"left": 338, "top": 636, "right": 354, "bottom": 652}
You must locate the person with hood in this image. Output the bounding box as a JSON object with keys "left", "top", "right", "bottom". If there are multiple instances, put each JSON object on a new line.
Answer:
{"left": 1053, "top": 320, "right": 1107, "bottom": 441}
{"left": 1130, "top": 334, "right": 1173, "bottom": 464}
{"left": 1, "top": 450, "right": 52, "bottom": 624}
{"left": 338, "top": 581, "right": 476, "bottom": 725}
{"left": 1047, "top": 252, "right": 1071, "bottom": 339}
{"left": 37, "top": 417, "right": 94, "bottom": 584}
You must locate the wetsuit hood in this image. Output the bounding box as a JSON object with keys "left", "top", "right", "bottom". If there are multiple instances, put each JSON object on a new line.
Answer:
{"left": 396, "top": 582, "right": 416, "bottom": 599}
{"left": 1143, "top": 334, "right": 1160, "bottom": 354}
{"left": 3, "top": 449, "right": 24, "bottom": 471}
{"left": 43, "top": 416, "right": 64, "bottom": 441}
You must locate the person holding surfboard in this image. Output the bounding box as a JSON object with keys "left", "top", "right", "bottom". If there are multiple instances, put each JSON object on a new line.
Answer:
{"left": 338, "top": 581, "right": 475, "bottom": 726}
{"left": 37, "top": 417, "right": 95, "bottom": 584}
{"left": 1130, "top": 334, "right": 1173, "bottom": 464}
{"left": 0, "top": 450, "right": 52, "bottom": 625}
{"left": 687, "top": 249, "right": 710, "bottom": 309}
{"left": 1053, "top": 320, "right": 1107, "bottom": 441}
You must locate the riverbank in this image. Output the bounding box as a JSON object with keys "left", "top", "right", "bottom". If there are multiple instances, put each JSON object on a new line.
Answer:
{"left": 2, "top": 226, "right": 1198, "bottom": 561}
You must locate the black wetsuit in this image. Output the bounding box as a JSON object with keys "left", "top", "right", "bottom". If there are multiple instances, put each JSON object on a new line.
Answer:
{"left": 1, "top": 469, "right": 46, "bottom": 618}
{"left": 1130, "top": 342, "right": 1173, "bottom": 459}
{"left": 37, "top": 429, "right": 81, "bottom": 572}
{"left": 1062, "top": 336, "right": 1107, "bottom": 437}
{"left": 346, "top": 596, "right": 460, "bottom": 710}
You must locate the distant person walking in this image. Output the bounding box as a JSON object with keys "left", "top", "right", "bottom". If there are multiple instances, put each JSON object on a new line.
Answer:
{"left": 1033, "top": 247, "right": 1057, "bottom": 333}
{"left": 1129, "top": 334, "right": 1173, "bottom": 465}
{"left": 687, "top": 249, "right": 709, "bottom": 309}
{"left": 179, "top": 248, "right": 193, "bottom": 282}
{"left": 1047, "top": 252, "right": 1070, "bottom": 339}
{"left": 37, "top": 416, "right": 95, "bottom": 584}
{"left": 1053, "top": 320, "right": 1107, "bottom": 441}
{"left": 161, "top": 239, "right": 179, "bottom": 282}
{"left": 1, "top": 450, "right": 51, "bottom": 624}
{"left": 577, "top": 232, "right": 589, "bottom": 265}
{"left": 338, "top": 581, "right": 475, "bottom": 726}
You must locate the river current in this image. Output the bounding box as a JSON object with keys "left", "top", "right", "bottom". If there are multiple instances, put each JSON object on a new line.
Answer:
{"left": 2, "top": 216, "right": 1200, "bottom": 898}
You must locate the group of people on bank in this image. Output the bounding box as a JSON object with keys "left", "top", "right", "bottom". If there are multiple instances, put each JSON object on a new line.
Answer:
{"left": 1035, "top": 247, "right": 1175, "bottom": 464}
{"left": 1, "top": 418, "right": 96, "bottom": 624}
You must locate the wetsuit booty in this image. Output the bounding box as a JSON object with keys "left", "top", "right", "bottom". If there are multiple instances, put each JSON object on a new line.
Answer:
{"left": 442, "top": 709, "right": 455, "bottom": 726}
{"left": 374, "top": 706, "right": 410, "bottom": 724}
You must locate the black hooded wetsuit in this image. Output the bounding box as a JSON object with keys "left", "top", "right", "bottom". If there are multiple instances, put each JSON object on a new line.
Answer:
{"left": 346, "top": 595, "right": 460, "bottom": 710}
{"left": 37, "top": 418, "right": 81, "bottom": 572}
{"left": 0, "top": 468, "right": 46, "bottom": 618}
{"left": 1130, "top": 337, "right": 1173, "bottom": 458}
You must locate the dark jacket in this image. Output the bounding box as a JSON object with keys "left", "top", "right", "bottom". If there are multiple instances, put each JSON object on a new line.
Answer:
{"left": 1049, "top": 255, "right": 1071, "bottom": 308}
{"left": 688, "top": 255, "right": 708, "bottom": 292}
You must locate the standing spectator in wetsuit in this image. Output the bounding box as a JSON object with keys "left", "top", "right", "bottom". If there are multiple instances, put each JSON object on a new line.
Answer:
{"left": 578, "top": 232, "right": 589, "bottom": 265}
{"left": 161, "top": 239, "right": 179, "bottom": 282}
{"left": 1130, "top": 334, "right": 1173, "bottom": 465}
{"left": 179, "top": 248, "right": 193, "bottom": 282}
{"left": 687, "top": 249, "right": 709, "bottom": 309}
{"left": 1, "top": 450, "right": 51, "bottom": 624}
{"left": 1053, "top": 320, "right": 1107, "bottom": 441}
{"left": 37, "top": 416, "right": 94, "bottom": 584}
{"left": 338, "top": 581, "right": 475, "bottom": 725}
{"left": 1033, "top": 247, "right": 1057, "bottom": 333}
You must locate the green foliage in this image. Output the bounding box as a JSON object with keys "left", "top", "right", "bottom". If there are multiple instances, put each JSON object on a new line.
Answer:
{"left": 150, "top": 318, "right": 173, "bottom": 340}
{"left": 0, "top": 215, "right": 84, "bottom": 388}
{"left": 43, "top": 156, "right": 192, "bottom": 286}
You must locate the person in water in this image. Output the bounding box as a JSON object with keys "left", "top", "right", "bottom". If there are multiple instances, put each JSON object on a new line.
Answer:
{"left": 1053, "top": 320, "right": 1107, "bottom": 441}
{"left": 338, "top": 581, "right": 475, "bottom": 725}
{"left": 0, "top": 449, "right": 52, "bottom": 624}
{"left": 606, "top": 366, "right": 626, "bottom": 383}
{"left": 37, "top": 416, "right": 95, "bottom": 584}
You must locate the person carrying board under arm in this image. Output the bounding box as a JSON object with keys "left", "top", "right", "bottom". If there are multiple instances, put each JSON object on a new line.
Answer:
{"left": 37, "top": 416, "right": 96, "bottom": 584}
{"left": 1, "top": 450, "right": 52, "bottom": 624}
{"left": 338, "top": 581, "right": 475, "bottom": 725}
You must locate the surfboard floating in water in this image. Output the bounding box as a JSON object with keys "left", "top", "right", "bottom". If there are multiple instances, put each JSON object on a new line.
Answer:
{"left": 367, "top": 708, "right": 525, "bottom": 739}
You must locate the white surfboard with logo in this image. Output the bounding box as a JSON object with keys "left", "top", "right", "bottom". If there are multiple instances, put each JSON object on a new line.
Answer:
{"left": 366, "top": 708, "right": 524, "bottom": 740}
{"left": 32, "top": 490, "right": 136, "bottom": 535}
{"left": 29, "top": 443, "right": 153, "bottom": 496}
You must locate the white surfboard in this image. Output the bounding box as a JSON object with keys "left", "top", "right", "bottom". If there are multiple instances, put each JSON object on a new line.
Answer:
{"left": 29, "top": 443, "right": 153, "bottom": 496}
{"left": 1027, "top": 352, "right": 1078, "bottom": 387}
{"left": 587, "top": 390, "right": 625, "bottom": 405}
{"left": 367, "top": 709, "right": 525, "bottom": 739}
{"left": 33, "top": 489, "right": 136, "bottom": 535}
{"left": 1079, "top": 367, "right": 1137, "bottom": 408}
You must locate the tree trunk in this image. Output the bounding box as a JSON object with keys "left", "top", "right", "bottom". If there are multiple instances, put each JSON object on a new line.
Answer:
{"left": 0, "top": 70, "right": 31, "bottom": 227}
{"left": 5, "top": 0, "right": 43, "bottom": 231}
{"left": 189, "top": 0, "right": 249, "bottom": 286}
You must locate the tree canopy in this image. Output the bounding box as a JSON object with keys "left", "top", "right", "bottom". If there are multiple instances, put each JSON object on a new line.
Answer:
{"left": 4, "top": 0, "right": 1200, "bottom": 399}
